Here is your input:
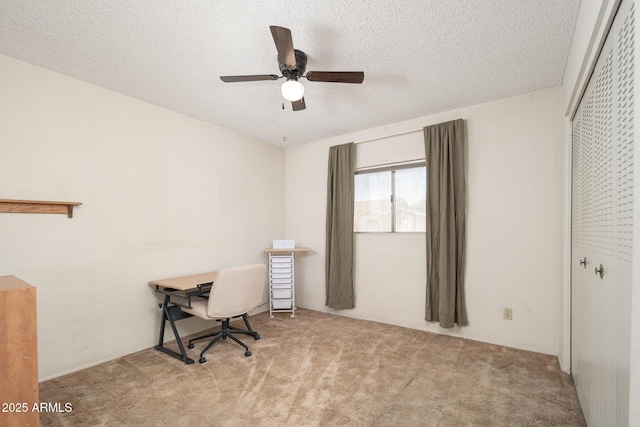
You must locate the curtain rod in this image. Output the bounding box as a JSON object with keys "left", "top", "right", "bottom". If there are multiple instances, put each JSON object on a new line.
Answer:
{"left": 354, "top": 127, "right": 423, "bottom": 145}
{"left": 356, "top": 158, "right": 425, "bottom": 172}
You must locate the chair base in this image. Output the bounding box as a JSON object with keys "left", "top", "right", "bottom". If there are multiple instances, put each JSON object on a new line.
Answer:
{"left": 188, "top": 314, "right": 260, "bottom": 363}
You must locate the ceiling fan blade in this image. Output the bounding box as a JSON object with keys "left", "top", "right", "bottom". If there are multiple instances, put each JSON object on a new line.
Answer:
{"left": 292, "top": 97, "right": 306, "bottom": 111}
{"left": 270, "top": 26, "right": 296, "bottom": 68}
{"left": 220, "top": 74, "right": 279, "bottom": 83}
{"left": 306, "top": 71, "right": 364, "bottom": 84}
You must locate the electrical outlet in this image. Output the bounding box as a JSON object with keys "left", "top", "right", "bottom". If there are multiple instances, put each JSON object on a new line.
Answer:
{"left": 503, "top": 307, "right": 513, "bottom": 320}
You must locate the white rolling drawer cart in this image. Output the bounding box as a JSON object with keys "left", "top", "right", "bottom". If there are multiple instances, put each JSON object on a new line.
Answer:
{"left": 265, "top": 247, "right": 310, "bottom": 317}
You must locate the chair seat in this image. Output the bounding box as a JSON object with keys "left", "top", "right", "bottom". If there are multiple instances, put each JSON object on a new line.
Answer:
{"left": 181, "top": 298, "right": 210, "bottom": 319}
{"left": 180, "top": 264, "right": 266, "bottom": 363}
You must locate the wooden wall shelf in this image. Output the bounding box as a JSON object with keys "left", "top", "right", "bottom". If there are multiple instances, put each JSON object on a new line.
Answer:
{"left": 0, "top": 199, "right": 82, "bottom": 218}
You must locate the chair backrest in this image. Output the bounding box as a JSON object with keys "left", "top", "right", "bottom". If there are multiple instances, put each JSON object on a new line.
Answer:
{"left": 206, "top": 264, "right": 267, "bottom": 318}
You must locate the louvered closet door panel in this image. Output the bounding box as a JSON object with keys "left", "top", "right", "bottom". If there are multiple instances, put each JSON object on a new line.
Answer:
{"left": 572, "top": 44, "right": 615, "bottom": 426}
{"left": 571, "top": 0, "right": 634, "bottom": 425}
{"left": 613, "top": 4, "right": 634, "bottom": 423}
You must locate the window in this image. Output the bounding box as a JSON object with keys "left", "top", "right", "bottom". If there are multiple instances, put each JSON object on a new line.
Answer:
{"left": 354, "top": 163, "right": 426, "bottom": 232}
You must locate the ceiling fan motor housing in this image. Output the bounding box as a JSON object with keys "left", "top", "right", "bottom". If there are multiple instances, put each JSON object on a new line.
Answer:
{"left": 279, "top": 49, "right": 307, "bottom": 79}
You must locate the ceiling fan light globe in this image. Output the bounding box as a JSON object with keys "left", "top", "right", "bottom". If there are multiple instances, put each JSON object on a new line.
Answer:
{"left": 281, "top": 79, "right": 304, "bottom": 101}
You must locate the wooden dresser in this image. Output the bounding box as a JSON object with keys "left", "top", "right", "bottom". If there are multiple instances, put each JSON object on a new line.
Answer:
{"left": 0, "top": 275, "right": 39, "bottom": 427}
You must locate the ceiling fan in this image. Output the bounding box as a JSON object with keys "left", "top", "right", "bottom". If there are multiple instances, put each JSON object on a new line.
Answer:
{"left": 220, "top": 26, "right": 365, "bottom": 111}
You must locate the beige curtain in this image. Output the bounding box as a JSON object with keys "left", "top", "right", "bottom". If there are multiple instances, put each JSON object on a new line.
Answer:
{"left": 424, "top": 119, "right": 468, "bottom": 327}
{"left": 325, "top": 142, "right": 355, "bottom": 309}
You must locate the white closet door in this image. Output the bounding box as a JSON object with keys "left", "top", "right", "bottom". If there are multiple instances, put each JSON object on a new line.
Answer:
{"left": 571, "top": 0, "right": 634, "bottom": 425}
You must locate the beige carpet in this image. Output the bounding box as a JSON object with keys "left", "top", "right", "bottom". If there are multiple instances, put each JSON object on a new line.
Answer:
{"left": 39, "top": 309, "right": 585, "bottom": 426}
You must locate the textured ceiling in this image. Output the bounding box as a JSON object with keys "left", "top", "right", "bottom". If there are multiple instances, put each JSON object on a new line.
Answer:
{"left": 0, "top": 1, "right": 581, "bottom": 148}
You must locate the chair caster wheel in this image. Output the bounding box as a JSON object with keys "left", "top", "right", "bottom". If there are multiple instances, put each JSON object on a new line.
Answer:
{"left": 244, "top": 350, "right": 252, "bottom": 357}
{"left": 188, "top": 343, "right": 194, "bottom": 349}
{"left": 199, "top": 357, "right": 206, "bottom": 363}
{"left": 254, "top": 334, "right": 261, "bottom": 340}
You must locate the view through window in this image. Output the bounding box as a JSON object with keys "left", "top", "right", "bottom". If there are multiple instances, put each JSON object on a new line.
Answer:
{"left": 354, "top": 164, "right": 426, "bottom": 232}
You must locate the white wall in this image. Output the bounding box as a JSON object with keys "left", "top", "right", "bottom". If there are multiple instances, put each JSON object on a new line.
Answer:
{"left": 284, "top": 87, "right": 564, "bottom": 356}
{"left": 0, "top": 54, "right": 284, "bottom": 380}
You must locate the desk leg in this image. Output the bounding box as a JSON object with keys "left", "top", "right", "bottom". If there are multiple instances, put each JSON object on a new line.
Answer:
{"left": 155, "top": 295, "right": 194, "bottom": 364}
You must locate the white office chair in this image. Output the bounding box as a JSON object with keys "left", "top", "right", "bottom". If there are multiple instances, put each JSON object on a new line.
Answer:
{"left": 182, "top": 264, "right": 266, "bottom": 363}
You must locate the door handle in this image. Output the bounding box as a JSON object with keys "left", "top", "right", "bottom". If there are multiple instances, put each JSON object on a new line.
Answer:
{"left": 595, "top": 264, "right": 604, "bottom": 279}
